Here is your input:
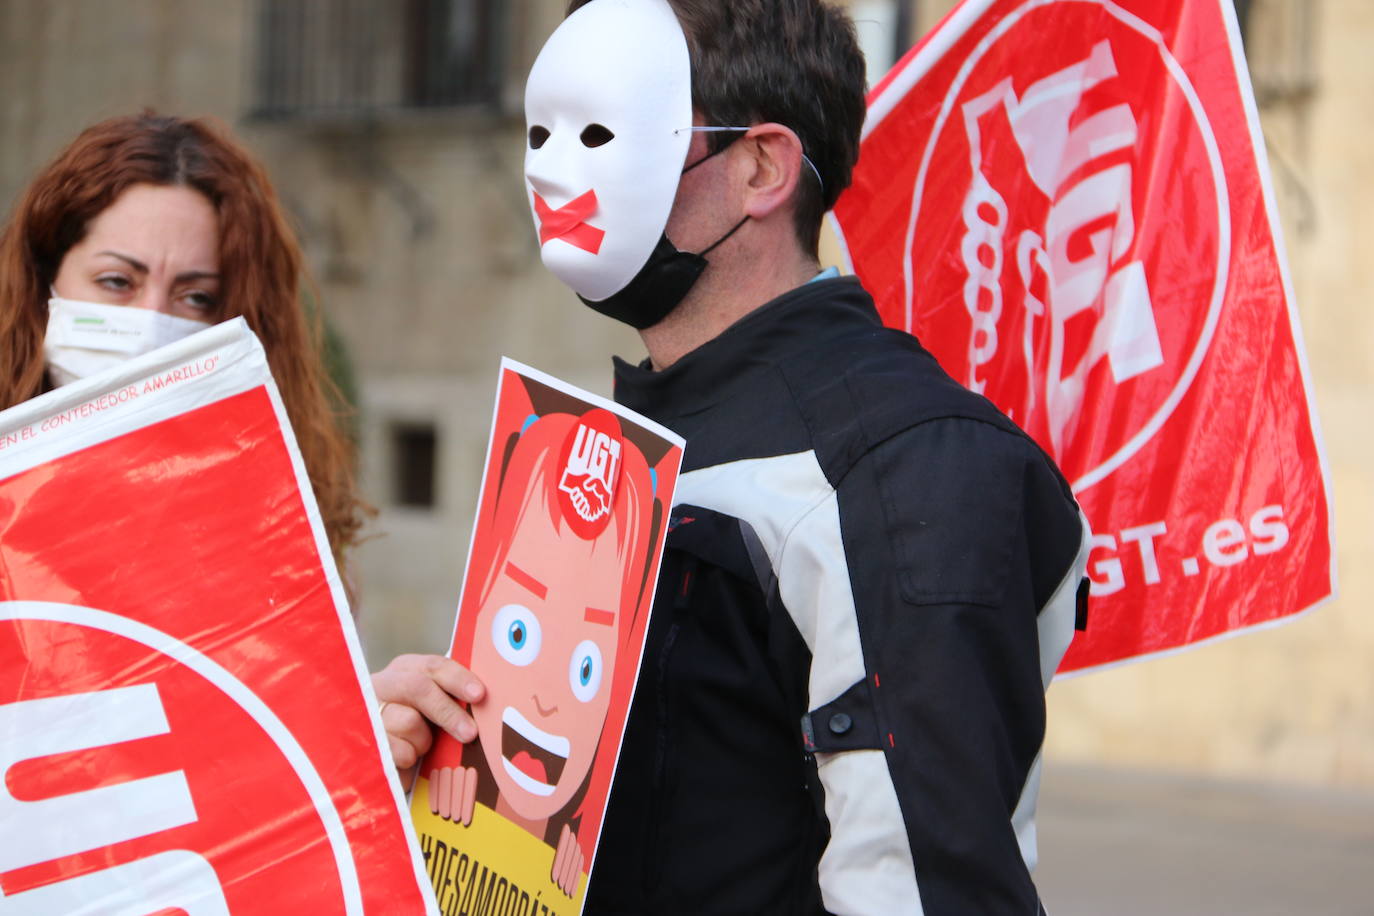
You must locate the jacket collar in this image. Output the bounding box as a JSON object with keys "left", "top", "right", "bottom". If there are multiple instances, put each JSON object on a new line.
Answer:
{"left": 613, "top": 276, "right": 879, "bottom": 423}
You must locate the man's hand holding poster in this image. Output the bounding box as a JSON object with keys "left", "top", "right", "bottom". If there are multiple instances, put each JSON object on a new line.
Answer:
{"left": 833, "top": 0, "right": 1334, "bottom": 672}
{"left": 0, "top": 320, "right": 435, "bottom": 913}
{"left": 411, "top": 359, "right": 683, "bottom": 916}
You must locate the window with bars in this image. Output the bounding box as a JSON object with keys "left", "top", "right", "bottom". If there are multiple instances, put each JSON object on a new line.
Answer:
{"left": 252, "top": 0, "right": 503, "bottom": 120}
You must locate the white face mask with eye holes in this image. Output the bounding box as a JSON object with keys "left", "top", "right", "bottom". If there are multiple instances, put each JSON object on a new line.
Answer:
{"left": 43, "top": 295, "right": 211, "bottom": 387}
{"left": 523, "top": 0, "right": 693, "bottom": 303}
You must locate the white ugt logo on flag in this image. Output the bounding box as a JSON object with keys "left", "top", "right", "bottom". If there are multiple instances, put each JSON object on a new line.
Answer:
{"left": 960, "top": 39, "right": 1165, "bottom": 457}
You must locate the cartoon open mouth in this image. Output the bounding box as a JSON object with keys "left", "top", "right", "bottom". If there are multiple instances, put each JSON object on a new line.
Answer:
{"left": 534, "top": 190, "right": 605, "bottom": 254}
{"left": 500, "top": 705, "right": 570, "bottom": 796}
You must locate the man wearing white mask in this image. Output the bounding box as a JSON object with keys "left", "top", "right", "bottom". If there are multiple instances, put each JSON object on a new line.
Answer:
{"left": 376, "top": 1, "right": 1092, "bottom": 913}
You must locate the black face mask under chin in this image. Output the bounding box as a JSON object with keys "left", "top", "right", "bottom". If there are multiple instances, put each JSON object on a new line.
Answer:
{"left": 578, "top": 216, "right": 749, "bottom": 330}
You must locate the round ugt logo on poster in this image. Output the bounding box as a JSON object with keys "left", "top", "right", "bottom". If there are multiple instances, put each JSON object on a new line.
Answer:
{"left": 900, "top": 0, "right": 1228, "bottom": 490}
{"left": 0, "top": 603, "right": 362, "bottom": 913}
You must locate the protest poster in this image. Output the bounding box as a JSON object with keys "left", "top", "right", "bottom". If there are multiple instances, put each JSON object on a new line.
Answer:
{"left": 410, "top": 359, "right": 683, "bottom": 916}
{"left": 831, "top": 0, "right": 1334, "bottom": 672}
{"left": 0, "top": 319, "right": 435, "bottom": 914}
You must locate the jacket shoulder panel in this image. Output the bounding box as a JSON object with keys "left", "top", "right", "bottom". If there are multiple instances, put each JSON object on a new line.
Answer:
{"left": 779, "top": 327, "right": 1025, "bottom": 486}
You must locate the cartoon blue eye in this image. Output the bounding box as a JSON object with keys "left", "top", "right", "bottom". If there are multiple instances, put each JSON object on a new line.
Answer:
{"left": 568, "top": 639, "right": 603, "bottom": 703}
{"left": 492, "top": 604, "right": 542, "bottom": 666}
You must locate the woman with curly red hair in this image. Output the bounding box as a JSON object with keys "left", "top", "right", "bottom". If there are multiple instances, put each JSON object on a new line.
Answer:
{"left": 0, "top": 112, "right": 366, "bottom": 564}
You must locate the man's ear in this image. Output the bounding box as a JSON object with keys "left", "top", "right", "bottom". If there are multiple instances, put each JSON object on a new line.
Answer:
{"left": 736, "top": 123, "right": 805, "bottom": 220}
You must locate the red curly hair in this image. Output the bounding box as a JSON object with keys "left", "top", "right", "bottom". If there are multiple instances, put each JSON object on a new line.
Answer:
{"left": 0, "top": 112, "right": 366, "bottom": 563}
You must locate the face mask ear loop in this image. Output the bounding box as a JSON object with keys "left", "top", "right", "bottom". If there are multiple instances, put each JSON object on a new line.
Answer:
{"left": 678, "top": 126, "right": 749, "bottom": 174}
{"left": 698, "top": 215, "right": 750, "bottom": 258}
{"left": 681, "top": 148, "right": 723, "bottom": 174}
{"left": 672, "top": 126, "right": 750, "bottom": 259}
{"left": 680, "top": 126, "right": 825, "bottom": 193}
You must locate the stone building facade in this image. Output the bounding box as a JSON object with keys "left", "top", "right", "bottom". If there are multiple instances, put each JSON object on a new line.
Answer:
{"left": 1, "top": 0, "right": 1369, "bottom": 792}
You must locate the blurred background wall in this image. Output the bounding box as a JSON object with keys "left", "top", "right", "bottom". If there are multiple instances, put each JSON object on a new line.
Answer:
{"left": 1, "top": 0, "right": 1368, "bottom": 796}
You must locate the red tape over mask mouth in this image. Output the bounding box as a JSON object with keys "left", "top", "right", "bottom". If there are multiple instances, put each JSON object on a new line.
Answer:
{"left": 534, "top": 190, "right": 605, "bottom": 254}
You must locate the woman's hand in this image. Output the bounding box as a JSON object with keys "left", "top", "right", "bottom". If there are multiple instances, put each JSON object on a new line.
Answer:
{"left": 371, "top": 654, "right": 486, "bottom": 780}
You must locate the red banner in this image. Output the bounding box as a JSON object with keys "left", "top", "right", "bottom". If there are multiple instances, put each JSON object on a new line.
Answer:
{"left": 833, "top": 0, "right": 1334, "bottom": 672}
{"left": 0, "top": 323, "right": 435, "bottom": 912}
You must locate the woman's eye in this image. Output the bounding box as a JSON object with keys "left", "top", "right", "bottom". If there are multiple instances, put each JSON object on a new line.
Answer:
{"left": 579, "top": 124, "right": 614, "bottom": 148}
{"left": 181, "top": 290, "right": 219, "bottom": 313}
{"left": 568, "top": 639, "right": 603, "bottom": 702}
{"left": 529, "top": 125, "right": 550, "bottom": 149}
{"left": 492, "top": 603, "right": 542, "bottom": 666}
{"left": 96, "top": 274, "right": 132, "bottom": 292}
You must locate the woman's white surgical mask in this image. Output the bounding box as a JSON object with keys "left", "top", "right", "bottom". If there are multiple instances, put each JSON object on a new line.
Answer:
{"left": 44, "top": 295, "right": 211, "bottom": 387}
{"left": 523, "top": 0, "right": 693, "bottom": 302}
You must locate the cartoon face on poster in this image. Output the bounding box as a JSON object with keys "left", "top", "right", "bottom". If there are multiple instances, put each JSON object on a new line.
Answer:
{"left": 411, "top": 359, "right": 682, "bottom": 914}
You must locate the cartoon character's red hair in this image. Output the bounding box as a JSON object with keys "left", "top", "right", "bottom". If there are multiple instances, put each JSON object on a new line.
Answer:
{"left": 445, "top": 404, "right": 657, "bottom": 863}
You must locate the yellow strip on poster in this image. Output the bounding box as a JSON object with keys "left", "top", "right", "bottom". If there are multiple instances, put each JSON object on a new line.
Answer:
{"left": 412, "top": 776, "right": 586, "bottom": 916}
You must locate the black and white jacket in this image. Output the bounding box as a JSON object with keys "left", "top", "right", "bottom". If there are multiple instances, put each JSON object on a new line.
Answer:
{"left": 586, "top": 277, "right": 1091, "bottom": 915}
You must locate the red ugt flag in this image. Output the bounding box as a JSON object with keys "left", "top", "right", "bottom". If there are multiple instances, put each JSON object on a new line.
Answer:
{"left": 832, "top": 0, "right": 1335, "bottom": 672}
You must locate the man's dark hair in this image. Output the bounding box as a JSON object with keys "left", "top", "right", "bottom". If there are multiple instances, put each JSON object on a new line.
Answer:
{"left": 567, "top": 0, "right": 868, "bottom": 256}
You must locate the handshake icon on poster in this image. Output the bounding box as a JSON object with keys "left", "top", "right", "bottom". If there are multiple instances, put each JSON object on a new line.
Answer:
{"left": 558, "top": 469, "right": 612, "bottom": 523}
